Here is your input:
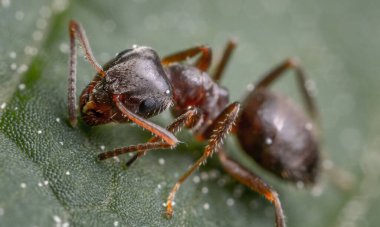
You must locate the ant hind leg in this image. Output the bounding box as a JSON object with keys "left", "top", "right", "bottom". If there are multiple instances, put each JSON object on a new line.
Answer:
{"left": 252, "top": 58, "right": 318, "bottom": 121}
{"left": 217, "top": 148, "right": 285, "bottom": 227}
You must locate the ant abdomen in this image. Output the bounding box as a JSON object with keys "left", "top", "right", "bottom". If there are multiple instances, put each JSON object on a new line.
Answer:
{"left": 237, "top": 88, "right": 319, "bottom": 183}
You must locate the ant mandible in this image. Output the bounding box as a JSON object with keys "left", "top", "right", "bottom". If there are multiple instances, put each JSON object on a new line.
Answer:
{"left": 68, "top": 20, "right": 319, "bottom": 227}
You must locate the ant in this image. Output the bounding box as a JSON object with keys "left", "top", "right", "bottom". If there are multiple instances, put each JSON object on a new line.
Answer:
{"left": 68, "top": 20, "right": 319, "bottom": 227}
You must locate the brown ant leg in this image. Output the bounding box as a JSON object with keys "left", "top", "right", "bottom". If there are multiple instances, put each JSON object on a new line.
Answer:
{"left": 125, "top": 108, "right": 201, "bottom": 166}
{"left": 113, "top": 94, "right": 178, "bottom": 146}
{"left": 161, "top": 45, "right": 212, "bottom": 72}
{"left": 68, "top": 20, "right": 106, "bottom": 127}
{"left": 217, "top": 148, "right": 285, "bottom": 227}
{"left": 166, "top": 102, "right": 240, "bottom": 218}
{"left": 254, "top": 58, "right": 318, "bottom": 121}
{"left": 98, "top": 141, "right": 172, "bottom": 161}
{"left": 98, "top": 108, "right": 201, "bottom": 165}
{"left": 212, "top": 38, "right": 237, "bottom": 83}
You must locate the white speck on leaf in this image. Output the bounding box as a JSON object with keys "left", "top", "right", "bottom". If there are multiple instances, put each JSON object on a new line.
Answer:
{"left": 18, "top": 83, "right": 26, "bottom": 90}
{"left": 51, "top": 0, "right": 69, "bottom": 13}
{"left": 246, "top": 83, "right": 255, "bottom": 92}
{"left": 53, "top": 215, "right": 61, "bottom": 223}
{"left": 59, "top": 43, "right": 69, "bottom": 53}
{"left": 322, "top": 159, "right": 334, "bottom": 170}
{"left": 226, "top": 198, "right": 235, "bottom": 206}
{"left": 296, "top": 181, "right": 304, "bottom": 189}
{"left": 24, "top": 46, "right": 38, "bottom": 56}
{"left": 32, "top": 30, "right": 43, "bottom": 41}
{"left": 192, "top": 175, "right": 200, "bottom": 184}
{"left": 39, "top": 6, "right": 52, "bottom": 18}
{"left": 17, "top": 64, "right": 28, "bottom": 74}
{"left": 36, "top": 18, "right": 47, "bottom": 29}
{"left": 1, "top": 0, "right": 10, "bottom": 8}
{"left": 10, "top": 63, "right": 17, "bottom": 70}
{"left": 15, "top": 10, "right": 24, "bottom": 20}
{"left": 9, "top": 51, "right": 16, "bottom": 59}
{"left": 311, "top": 185, "right": 324, "bottom": 197}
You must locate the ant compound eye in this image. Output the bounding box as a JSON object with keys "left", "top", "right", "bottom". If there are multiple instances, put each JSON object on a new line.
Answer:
{"left": 139, "top": 98, "right": 159, "bottom": 116}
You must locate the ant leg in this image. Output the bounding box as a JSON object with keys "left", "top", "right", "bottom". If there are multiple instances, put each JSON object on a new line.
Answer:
{"left": 69, "top": 20, "right": 105, "bottom": 75}
{"left": 161, "top": 45, "right": 212, "bottom": 72}
{"left": 212, "top": 38, "right": 237, "bottom": 83}
{"left": 68, "top": 20, "right": 106, "bottom": 127}
{"left": 98, "top": 108, "right": 201, "bottom": 165}
{"left": 166, "top": 102, "right": 240, "bottom": 218}
{"left": 113, "top": 94, "right": 178, "bottom": 146}
{"left": 217, "top": 148, "right": 285, "bottom": 227}
{"left": 254, "top": 58, "right": 318, "bottom": 120}
{"left": 98, "top": 141, "right": 172, "bottom": 161}
{"left": 125, "top": 108, "right": 201, "bottom": 166}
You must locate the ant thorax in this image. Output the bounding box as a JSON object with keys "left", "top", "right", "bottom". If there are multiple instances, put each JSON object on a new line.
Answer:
{"left": 164, "top": 63, "right": 229, "bottom": 132}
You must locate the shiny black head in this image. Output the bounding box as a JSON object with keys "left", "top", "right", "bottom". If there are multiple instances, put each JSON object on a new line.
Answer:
{"left": 104, "top": 46, "right": 173, "bottom": 118}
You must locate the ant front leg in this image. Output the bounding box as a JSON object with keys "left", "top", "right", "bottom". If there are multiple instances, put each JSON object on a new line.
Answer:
{"left": 98, "top": 106, "right": 201, "bottom": 165}
{"left": 112, "top": 94, "right": 179, "bottom": 147}
{"left": 68, "top": 20, "right": 106, "bottom": 127}
{"left": 217, "top": 148, "right": 285, "bottom": 227}
{"left": 161, "top": 45, "right": 212, "bottom": 72}
{"left": 254, "top": 58, "right": 318, "bottom": 121}
{"left": 125, "top": 107, "right": 201, "bottom": 166}
{"left": 165, "top": 102, "right": 240, "bottom": 218}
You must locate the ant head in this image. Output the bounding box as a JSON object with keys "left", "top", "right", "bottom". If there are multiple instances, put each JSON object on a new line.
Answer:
{"left": 104, "top": 46, "right": 173, "bottom": 118}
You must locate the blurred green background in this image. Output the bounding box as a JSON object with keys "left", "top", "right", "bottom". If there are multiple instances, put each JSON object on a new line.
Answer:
{"left": 1, "top": 0, "right": 380, "bottom": 226}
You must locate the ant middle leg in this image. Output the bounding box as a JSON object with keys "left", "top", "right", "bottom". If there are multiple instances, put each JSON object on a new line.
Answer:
{"left": 165, "top": 102, "right": 240, "bottom": 218}
{"left": 125, "top": 108, "right": 201, "bottom": 166}
{"left": 253, "top": 58, "right": 318, "bottom": 120}
{"left": 217, "top": 148, "right": 285, "bottom": 227}
{"left": 212, "top": 38, "right": 237, "bottom": 83}
{"left": 68, "top": 20, "right": 106, "bottom": 127}
{"left": 98, "top": 107, "right": 201, "bottom": 164}
{"left": 161, "top": 45, "right": 212, "bottom": 72}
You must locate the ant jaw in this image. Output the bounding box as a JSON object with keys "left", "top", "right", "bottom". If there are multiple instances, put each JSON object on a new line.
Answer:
{"left": 82, "top": 101, "right": 96, "bottom": 113}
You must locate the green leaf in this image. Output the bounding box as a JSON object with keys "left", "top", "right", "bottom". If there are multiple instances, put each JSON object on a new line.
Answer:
{"left": 1, "top": 0, "right": 380, "bottom": 226}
